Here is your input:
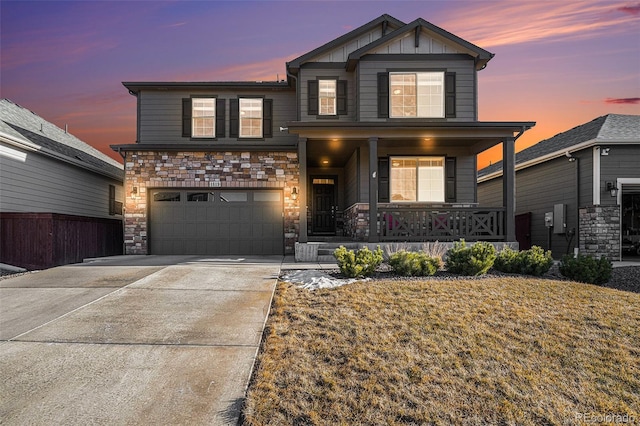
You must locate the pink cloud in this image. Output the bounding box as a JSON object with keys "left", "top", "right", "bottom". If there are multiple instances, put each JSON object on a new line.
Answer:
{"left": 604, "top": 97, "right": 640, "bottom": 104}
{"left": 618, "top": 3, "right": 640, "bottom": 15}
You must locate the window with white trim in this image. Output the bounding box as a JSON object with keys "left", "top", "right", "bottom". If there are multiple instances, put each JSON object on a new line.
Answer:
{"left": 390, "top": 156, "right": 445, "bottom": 202}
{"left": 192, "top": 98, "right": 216, "bottom": 137}
{"left": 239, "top": 98, "right": 263, "bottom": 138}
{"left": 318, "top": 79, "right": 337, "bottom": 115}
{"left": 390, "top": 72, "right": 444, "bottom": 118}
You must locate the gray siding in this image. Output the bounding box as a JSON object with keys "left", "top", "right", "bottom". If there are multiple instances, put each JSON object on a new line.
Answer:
{"left": 345, "top": 149, "right": 359, "bottom": 207}
{"left": 299, "top": 67, "right": 356, "bottom": 122}
{"left": 137, "top": 89, "right": 297, "bottom": 145}
{"left": 599, "top": 145, "right": 640, "bottom": 206}
{"left": 357, "top": 56, "right": 476, "bottom": 122}
{"left": 0, "top": 142, "right": 124, "bottom": 219}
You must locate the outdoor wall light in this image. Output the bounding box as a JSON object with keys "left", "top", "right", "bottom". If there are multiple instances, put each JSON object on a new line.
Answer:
{"left": 131, "top": 186, "right": 138, "bottom": 196}
{"left": 606, "top": 181, "right": 618, "bottom": 197}
{"left": 291, "top": 186, "right": 299, "bottom": 200}
{"left": 601, "top": 147, "right": 611, "bottom": 156}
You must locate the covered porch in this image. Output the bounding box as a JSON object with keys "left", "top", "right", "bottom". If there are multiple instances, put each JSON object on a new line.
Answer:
{"left": 288, "top": 121, "right": 534, "bottom": 259}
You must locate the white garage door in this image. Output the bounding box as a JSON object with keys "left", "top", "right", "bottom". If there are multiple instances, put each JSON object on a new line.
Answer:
{"left": 149, "top": 189, "right": 283, "bottom": 255}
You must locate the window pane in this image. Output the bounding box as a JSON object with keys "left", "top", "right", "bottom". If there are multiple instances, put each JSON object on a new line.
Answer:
{"left": 390, "top": 158, "right": 417, "bottom": 201}
{"left": 417, "top": 73, "right": 444, "bottom": 118}
{"left": 390, "top": 74, "right": 416, "bottom": 118}
{"left": 390, "top": 157, "right": 444, "bottom": 202}
{"left": 192, "top": 98, "right": 215, "bottom": 137}
{"left": 239, "top": 98, "right": 263, "bottom": 137}
{"left": 318, "top": 80, "right": 336, "bottom": 115}
{"left": 418, "top": 158, "right": 444, "bottom": 202}
{"left": 220, "top": 192, "right": 248, "bottom": 202}
{"left": 153, "top": 192, "right": 181, "bottom": 202}
{"left": 254, "top": 191, "right": 281, "bottom": 202}
{"left": 187, "top": 192, "right": 213, "bottom": 202}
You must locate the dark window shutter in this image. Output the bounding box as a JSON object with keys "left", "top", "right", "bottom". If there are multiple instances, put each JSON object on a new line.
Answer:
{"left": 308, "top": 80, "right": 319, "bottom": 115}
{"left": 445, "top": 72, "right": 456, "bottom": 118}
{"left": 182, "top": 98, "right": 192, "bottom": 137}
{"left": 216, "top": 98, "right": 225, "bottom": 138}
{"left": 337, "top": 80, "right": 347, "bottom": 115}
{"left": 377, "top": 72, "right": 389, "bottom": 118}
{"left": 229, "top": 99, "right": 239, "bottom": 138}
{"left": 445, "top": 157, "right": 456, "bottom": 202}
{"left": 263, "top": 99, "right": 273, "bottom": 138}
{"left": 378, "top": 157, "right": 390, "bottom": 202}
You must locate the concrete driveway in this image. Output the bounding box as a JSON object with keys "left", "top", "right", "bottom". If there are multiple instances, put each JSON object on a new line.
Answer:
{"left": 0, "top": 255, "right": 281, "bottom": 425}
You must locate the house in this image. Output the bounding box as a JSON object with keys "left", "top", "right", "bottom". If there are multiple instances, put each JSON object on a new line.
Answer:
{"left": 112, "top": 14, "right": 534, "bottom": 260}
{"left": 478, "top": 114, "right": 640, "bottom": 261}
{"left": 0, "top": 99, "right": 124, "bottom": 269}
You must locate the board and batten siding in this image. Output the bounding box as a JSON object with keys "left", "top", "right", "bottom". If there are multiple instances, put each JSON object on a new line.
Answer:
{"left": 0, "top": 142, "right": 123, "bottom": 219}
{"left": 299, "top": 67, "right": 356, "bottom": 122}
{"left": 599, "top": 145, "right": 640, "bottom": 206}
{"left": 137, "top": 89, "right": 297, "bottom": 145}
{"left": 357, "top": 56, "right": 477, "bottom": 122}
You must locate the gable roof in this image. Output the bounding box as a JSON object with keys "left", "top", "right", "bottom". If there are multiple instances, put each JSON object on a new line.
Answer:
{"left": 346, "top": 18, "right": 494, "bottom": 71}
{"left": 286, "top": 14, "right": 406, "bottom": 72}
{"left": 478, "top": 114, "right": 640, "bottom": 181}
{"left": 0, "top": 98, "right": 123, "bottom": 181}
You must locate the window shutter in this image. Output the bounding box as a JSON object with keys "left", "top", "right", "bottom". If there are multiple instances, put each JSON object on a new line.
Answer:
{"left": 263, "top": 99, "right": 273, "bottom": 138}
{"left": 337, "top": 80, "right": 347, "bottom": 115}
{"left": 229, "top": 99, "right": 239, "bottom": 138}
{"left": 182, "top": 98, "right": 192, "bottom": 137}
{"left": 445, "top": 72, "right": 456, "bottom": 118}
{"left": 445, "top": 157, "right": 456, "bottom": 202}
{"left": 378, "top": 157, "right": 390, "bottom": 202}
{"left": 215, "top": 98, "right": 225, "bottom": 138}
{"left": 377, "top": 73, "right": 389, "bottom": 118}
{"left": 308, "top": 80, "right": 319, "bottom": 115}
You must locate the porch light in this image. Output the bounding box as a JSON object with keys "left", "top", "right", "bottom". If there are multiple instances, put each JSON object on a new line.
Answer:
{"left": 291, "top": 187, "right": 299, "bottom": 200}
{"left": 131, "top": 186, "right": 138, "bottom": 196}
{"left": 606, "top": 181, "right": 618, "bottom": 197}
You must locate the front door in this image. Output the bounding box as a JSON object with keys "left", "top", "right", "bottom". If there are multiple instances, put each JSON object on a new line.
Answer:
{"left": 312, "top": 182, "right": 336, "bottom": 234}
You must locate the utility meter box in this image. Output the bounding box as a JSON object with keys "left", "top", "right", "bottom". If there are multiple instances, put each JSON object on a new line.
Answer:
{"left": 544, "top": 212, "right": 553, "bottom": 228}
{"left": 553, "top": 203, "right": 566, "bottom": 234}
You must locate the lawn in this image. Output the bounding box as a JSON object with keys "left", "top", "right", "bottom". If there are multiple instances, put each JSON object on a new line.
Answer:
{"left": 243, "top": 277, "right": 640, "bottom": 425}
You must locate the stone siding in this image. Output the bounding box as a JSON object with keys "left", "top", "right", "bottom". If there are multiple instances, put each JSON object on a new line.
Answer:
{"left": 579, "top": 205, "right": 620, "bottom": 260}
{"left": 124, "top": 150, "right": 299, "bottom": 254}
{"left": 344, "top": 203, "right": 369, "bottom": 241}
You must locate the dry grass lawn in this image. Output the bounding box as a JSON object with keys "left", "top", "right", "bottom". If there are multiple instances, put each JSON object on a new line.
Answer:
{"left": 243, "top": 277, "right": 640, "bottom": 425}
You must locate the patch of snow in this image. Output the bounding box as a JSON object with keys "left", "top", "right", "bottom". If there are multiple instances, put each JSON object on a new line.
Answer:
{"left": 281, "top": 270, "right": 368, "bottom": 290}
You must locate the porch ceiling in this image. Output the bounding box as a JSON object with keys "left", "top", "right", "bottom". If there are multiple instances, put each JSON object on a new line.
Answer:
{"left": 291, "top": 121, "right": 535, "bottom": 168}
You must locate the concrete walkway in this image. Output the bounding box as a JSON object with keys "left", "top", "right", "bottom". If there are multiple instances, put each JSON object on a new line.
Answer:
{"left": 0, "top": 255, "right": 281, "bottom": 425}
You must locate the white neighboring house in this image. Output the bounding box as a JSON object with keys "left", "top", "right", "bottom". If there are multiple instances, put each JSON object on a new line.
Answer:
{"left": 0, "top": 98, "right": 124, "bottom": 269}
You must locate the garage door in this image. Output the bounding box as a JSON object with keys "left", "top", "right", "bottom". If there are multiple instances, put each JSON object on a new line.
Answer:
{"left": 149, "top": 189, "right": 283, "bottom": 255}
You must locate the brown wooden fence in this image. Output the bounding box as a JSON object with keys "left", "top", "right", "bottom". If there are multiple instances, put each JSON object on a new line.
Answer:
{"left": 0, "top": 213, "right": 123, "bottom": 270}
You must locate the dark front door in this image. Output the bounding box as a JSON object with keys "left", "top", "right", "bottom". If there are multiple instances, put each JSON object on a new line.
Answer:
{"left": 312, "top": 183, "right": 336, "bottom": 234}
{"left": 515, "top": 212, "right": 532, "bottom": 250}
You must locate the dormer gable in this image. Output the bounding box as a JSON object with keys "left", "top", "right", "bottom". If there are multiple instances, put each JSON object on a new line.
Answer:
{"left": 286, "top": 14, "right": 405, "bottom": 73}
{"left": 346, "top": 18, "right": 494, "bottom": 71}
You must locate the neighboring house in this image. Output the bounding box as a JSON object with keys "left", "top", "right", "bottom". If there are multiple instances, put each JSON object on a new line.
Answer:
{"left": 478, "top": 114, "right": 640, "bottom": 261}
{"left": 0, "top": 99, "right": 124, "bottom": 269}
{"left": 113, "top": 14, "right": 534, "bottom": 260}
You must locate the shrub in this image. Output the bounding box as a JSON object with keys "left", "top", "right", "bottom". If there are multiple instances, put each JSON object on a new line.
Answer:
{"left": 389, "top": 250, "right": 441, "bottom": 276}
{"left": 559, "top": 254, "right": 612, "bottom": 285}
{"left": 494, "top": 245, "right": 554, "bottom": 276}
{"left": 333, "top": 245, "right": 384, "bottom": 278}
{"left": 445, "top": 240, "right": 496, "bottom": 276}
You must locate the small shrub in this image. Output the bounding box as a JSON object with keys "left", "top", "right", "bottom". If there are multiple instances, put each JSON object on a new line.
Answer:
{"left": 494, "top": 245, "right": 554, "bottom": 276}
{"left": 389, "top": 250, "right": 441, "bottom": 276}
{"left": 560, "top": 254, "right": 612, "bottom": 285}
{"left": 445, "top": 240, "right": 496, "bottom": 276}
{"left": 333, "top": 245, "right": 384, "bottom": 278}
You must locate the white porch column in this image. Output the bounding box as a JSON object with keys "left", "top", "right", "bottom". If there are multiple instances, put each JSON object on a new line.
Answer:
{"left": 298, "top": 137, "right": 308, "bottom": 243}
{"left": 369, "top": 137, "right": 379, "bottom": 243}
{"left": 503, "top": 137, "right": 516, "bottom": 241}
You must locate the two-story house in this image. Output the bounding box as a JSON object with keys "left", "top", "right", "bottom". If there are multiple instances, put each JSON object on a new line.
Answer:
{"left": 113, "top": 14, "right": 534, "bottom": 259}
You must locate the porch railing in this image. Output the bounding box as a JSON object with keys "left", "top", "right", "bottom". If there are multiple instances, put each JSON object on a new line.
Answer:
{"left": 378, "top": 206, "right": 505, "bottom": 241}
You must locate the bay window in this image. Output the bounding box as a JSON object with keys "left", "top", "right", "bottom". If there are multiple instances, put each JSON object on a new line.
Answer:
{"left": 390, "top": 156, "right": 445, "bottom": 202}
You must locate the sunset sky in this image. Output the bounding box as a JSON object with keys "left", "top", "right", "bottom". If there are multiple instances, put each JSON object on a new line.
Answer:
{"left": 1, "top": 0, "right": 639, "bottom": 168}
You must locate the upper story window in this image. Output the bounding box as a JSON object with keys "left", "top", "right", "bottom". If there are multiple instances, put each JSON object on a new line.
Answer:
{"left": 192, "top": 98, "right": 216, "bottom": 137}
{"left": 390, "top": 156, "right": 444, "bottom": 202}
{"left": 390, "top": 72, "right": 444, "bottom": 118}
{"left": 318, "top": 80, "right": 337, "bottom": 115}
{"left": 239, "top": 98, "right": 263, "bottom": 138}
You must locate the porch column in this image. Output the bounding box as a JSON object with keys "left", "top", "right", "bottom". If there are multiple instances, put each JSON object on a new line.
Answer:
{"left": 369, "top": 137, "right": 379, "bottom": 243}
{"left": 298, "top": 137, "right": 308, "bottom": 243}
{"left": 503, "top": 137, "right": 516, "bottom": 241}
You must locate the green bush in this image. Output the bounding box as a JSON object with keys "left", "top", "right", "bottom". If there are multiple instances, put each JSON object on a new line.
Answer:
{"left": 494, "top": 245, "right": 554, "bottom": 276}
{"left": 388, "top": 250, "right": 441, "bottom": 277}
{"left": 445, "top": 240, "right": 496, "bottom": 276}
{"left": 333, "top": 245, "right": 384, "bottom": 278}
{"left": 559, "top": 254, "right": 612, "bottom": 285}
